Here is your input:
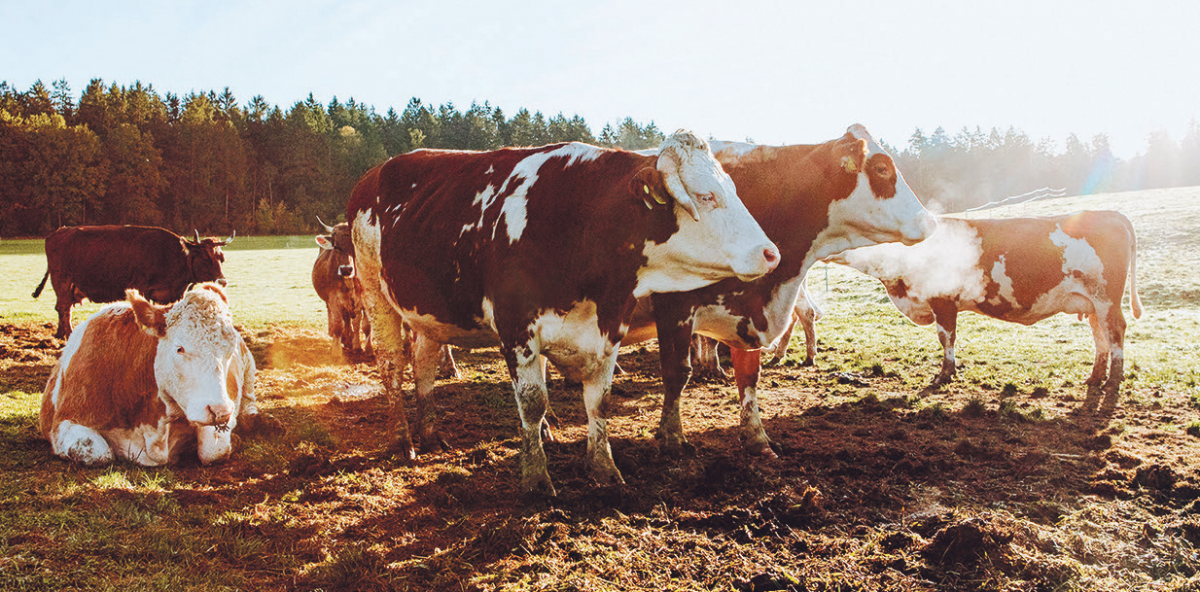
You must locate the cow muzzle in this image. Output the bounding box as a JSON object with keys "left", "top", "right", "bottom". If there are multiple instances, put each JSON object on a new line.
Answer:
{"left": 337, "top": 265, "right": 355, "bottom": 278}
{"left": 216, "top": 278, "right": 229, "bottom": 287}
{"left": 734, "top": 242, "right": 781, "bottom": 281}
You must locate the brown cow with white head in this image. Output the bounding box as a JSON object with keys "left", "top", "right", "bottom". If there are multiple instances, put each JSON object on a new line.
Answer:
{"left": 837, "top": 210, "right": 1142, "bottom": 403}
{"left": 313, "top": 217, "right": 372, "bottom": 356}
{"left": 41, "top": 283, "right": 257, "bottom": 466}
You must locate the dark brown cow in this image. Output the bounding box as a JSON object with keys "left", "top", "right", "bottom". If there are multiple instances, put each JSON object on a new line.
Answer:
{"left": 349, "top": 131, "right": 779, "bottom": 495}
{"left": 837, "top": 211, "right": 1142, "bottom": 403}
{"left": 32, "top": 225, "right": 232, "bottom": 339}
{"left": 624, "top": 125, "right": 937, "bottom": 456}
{"left": 312, "top": 219, "right": 372, "bottom": 356}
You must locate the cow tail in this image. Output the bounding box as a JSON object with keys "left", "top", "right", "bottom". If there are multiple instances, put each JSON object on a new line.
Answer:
{"left": 32, "top": 268, "right": 50, "bottom": 299}
{"left": 1127, "top": 218, "right": 1143, "bottom": 320}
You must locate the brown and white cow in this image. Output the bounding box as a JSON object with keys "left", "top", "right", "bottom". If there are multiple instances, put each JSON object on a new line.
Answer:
{"left": 41, "top": 283, "right": 257, "bottom": 466}
{"left": 687, "top": 282, "right": 823, "bottom": 376}
{"left": 624, "top": 125, "right": 937, "bottom": 456}
{"left": 32, "top": 225, "right": 233, "bottom": 339}
{"left": 313, "top": 218, "right": 372, "bottom": 356}
{"left": 836, "top": 211, "right": 1142, "bottom": 400}
{"left": 349, "top": 130, "right": 779, "bottom": 495}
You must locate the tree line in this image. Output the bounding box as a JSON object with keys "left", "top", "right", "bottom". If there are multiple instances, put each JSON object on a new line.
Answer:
{"left": 2, "top": 79, "right": 1198, "bottom": 237}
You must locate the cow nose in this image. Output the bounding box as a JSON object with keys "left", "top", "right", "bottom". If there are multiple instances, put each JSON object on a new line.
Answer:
{"left": 762, "top": 244, "right": 781, "bottom": 272}
{"left": 216, "top": 278, "right": 228, "bottom": 287}
{"left": 338, "top": 265, "right": 354, "bottom": 277}
{"left": 206, "top": 403, "right": 233, "bottom": 426}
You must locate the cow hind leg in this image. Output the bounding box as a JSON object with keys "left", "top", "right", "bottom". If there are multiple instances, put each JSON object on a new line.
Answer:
{"left": 51, "top": 420, "right": 114, "bottom": 466}
{"left": 929, "top": 300, "right": 959, "bottom": 388}
{"left": 365, "top": 300, "right": 417, "bottom": 460}
{"left": 411, "top": 334, "right": 450, "bottom": 453}
{"left": 1102, "top": 311, "right": 1127, "bottom": 404}
{"left": 53, "top": 284, "right": 80, "bottom": 339}
{"left": 582, "top": 350, "right": 624, "bottom": 486}
{"left": 1084, "top": 313, "right": 1111, "bottom": 390}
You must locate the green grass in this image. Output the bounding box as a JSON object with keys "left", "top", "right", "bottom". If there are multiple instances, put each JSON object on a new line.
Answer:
{"left": 0, "top": 234, "right": 328, "bottom": 330}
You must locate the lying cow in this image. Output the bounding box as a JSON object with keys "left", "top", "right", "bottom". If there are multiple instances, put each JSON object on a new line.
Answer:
{"left": 33, "top": 225, "right": 233, "bottom": 339}
{"left": 313, "top": 218, "right": 372, "bottom": 356}
{"left": 837, "top": 211, "right": 1142, "bottom": 399}
{"left": 350, "top": 130, "right": 779, "bottom": 495}
{"left": 41, "top": 283, "right": 257, "bottom": 466}
{"left": 625, "top": 125, "right": 937, "bottom": 456}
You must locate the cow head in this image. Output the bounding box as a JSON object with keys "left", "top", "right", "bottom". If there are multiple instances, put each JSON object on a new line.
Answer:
{"left": 315, "top": 220, "right": 356, "bottom": 278}
{"left": 186, "top": 230, "right": 232, "bottom": 287}
{"left": 634, "top": 130, "right": 779, "bottom": 292}
{"left": 128, "top": 283, "right": 241, "bottom": 430}
{"left": 813, "top": 125, "right": 937, "bottom": 260}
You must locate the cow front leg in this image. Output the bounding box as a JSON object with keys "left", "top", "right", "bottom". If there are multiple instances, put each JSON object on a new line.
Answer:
{"left": 49, "top": 420, "right": 114, "bottom": 466}
{"left": 437, "top": 344, "right": 460, "bottom": 379}
{"left": 53, "top": 292, "right": 76, "bottom": 340}
{"left": 731, "top": 347, "right": 777, "bottom": 457}
{"left": 930, "top": 299, "right": 959, "bottom": 387}
{"left": 412, "top": 333, "right": 449, "bottom": 453}
{"left": 582, "top": 349, "right": 624, "bottom": 486}
{"left": 691, "top": 335, "right": 728, "bottom": 380}
{"left": 1101, "top": 311, "right": 1127, "bottom": 403}
{"left": 506, "top": 345, "right": 555, "bottom": 496}
{"left": 196, "top": 425, "right": 233, "bottom": 465}
{"left": 764, "top": 310, "right": 798, "bottom": 366}
{"left": 655, "top": 319, "right": 695, "bottom": 453}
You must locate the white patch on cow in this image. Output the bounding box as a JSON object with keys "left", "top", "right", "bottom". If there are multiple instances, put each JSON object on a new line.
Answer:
{"left": 153, "top": 290, "right": 241, "bottom": 428}
{"left": 486, "top": 164, "right": 495, "bottom": 175}
{"left": 491, "top": 144, "right": 603, "bottom": 244}
{"left": 461, "top": 185, "right": 499, "bottom": 237}
{"left": 196, "top": 425, "right": 233, "bottom": 465}
{"left": 50, "top": 310, "right": 105, "bottom": 409}
{"left": 534, "top": 299, "right": 615, "bottom": 381}
{"left": 988, "top": 256, "right": 1018, "bottom": 308}
{"left": 479, "top": 297, "right": 497, "bottom": 333}
{"left": 708, "top": 140, "right": 760, "bottom": 159}
{"left": 838, "top": 218, "right": 987, "bottom": 308}
{"left": 399, "top": 306, "right": 499, "bottom": 350}
{"left": 809, "top": 168, "right": 934, "bottom": 264}
{"left": 1050, "top": 226, "right": 1105, "bottom": 278}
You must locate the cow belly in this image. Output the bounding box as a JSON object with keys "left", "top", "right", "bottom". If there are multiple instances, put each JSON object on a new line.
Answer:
{"left": 401, "top": 309, "right": 500, "bottom": 350}
{"left": 536, "top": 301, "right": 616, "bottom": 382}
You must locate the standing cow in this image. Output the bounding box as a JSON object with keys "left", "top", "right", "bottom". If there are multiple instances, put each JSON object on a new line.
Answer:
{"left": 350, "top": 130, "right": 779, "bottom": 495}
{"left": 622, "top": 125, "right": 937, "bottom": 456}
{"left": 312, "top": 218, "right": 372, "bottom": 356}
{"left": 32, "top": 225, "right": 233, "bottom": 339}
{"left": 837, "top": 211, "right": 1142, "bottom": 401}
{"left": 41, "top": 283, "right": 257, "bottom": 466}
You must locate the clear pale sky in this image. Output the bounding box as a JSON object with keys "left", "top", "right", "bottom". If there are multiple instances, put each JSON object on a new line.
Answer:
{"left": 3, "top": 0, "right": 1196, "bottom": 159}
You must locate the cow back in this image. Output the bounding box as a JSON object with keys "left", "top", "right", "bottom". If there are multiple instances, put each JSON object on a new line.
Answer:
{"left": 45, "top": 226, "right": 191, "bottom": 304}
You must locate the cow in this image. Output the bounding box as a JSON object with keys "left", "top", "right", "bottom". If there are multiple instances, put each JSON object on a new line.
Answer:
{"left": 349, "top": 130, "right": 779, "bottom": 495}
{"left": 687, "top": 282, "right": 823, "bottom": 377}
{"left": 40, "top": 283, "right": 257, "bottom": 467}
{"left": 32, "top": 225, "right": 233, "bottom": 339}
{"left": 313, "top": 218, "right": 372, "bottom": 356}
{"left": 835, "top": 211, "right": 1142, "bottom": 403}
{"left": 622, "top": 125, "right": 937, "bottom": 457}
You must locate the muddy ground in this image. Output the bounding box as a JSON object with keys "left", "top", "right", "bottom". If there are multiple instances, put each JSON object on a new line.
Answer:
{"left": 4, "top": 320, "right": 1200, "bottom": 591}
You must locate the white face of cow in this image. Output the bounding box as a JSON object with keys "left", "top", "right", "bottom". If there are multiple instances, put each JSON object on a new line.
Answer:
{"left": 812, "top": 125, "right": 938, "bottom": 262}
{"left": 637, "top": 131, "right": 780, "bottom": 296}
{"left": 130, "top": 285, "right": 241, "bottom": 429}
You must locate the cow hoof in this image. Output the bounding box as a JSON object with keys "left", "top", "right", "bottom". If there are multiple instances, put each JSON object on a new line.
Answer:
{"left": 420, "top": 435, "right": 451, "bottom": 454}
{"left": 590, "top": 465, "right": 626, "bottom": 487}
{"left": 655, "top": 432, "right": 695, "bottom": 456}
{"left": 520, "top": 472, "right": 557, "bottom": 498}
{"left": 800, "top": 357, "right": 815, "bottom": 367}
{"left": 539, "top": 420, "right": 557, "bottom": 444}
{"left": 747, "top": 441, "right": 779, "bottom": 460}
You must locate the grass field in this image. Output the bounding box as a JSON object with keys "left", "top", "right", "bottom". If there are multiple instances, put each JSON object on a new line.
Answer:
{"left": 2, "top": 187, "right": 1200, "bottom": 591}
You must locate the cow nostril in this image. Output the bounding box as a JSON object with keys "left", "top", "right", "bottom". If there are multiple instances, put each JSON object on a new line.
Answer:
{"left": 763, "top": 246, "right": 780, "bottom": 267}
{"left": 217, "top": 278, "right": 228, "bottom": 287}
{"left": 206, "top": 404, "right": 233, "bottom": 425}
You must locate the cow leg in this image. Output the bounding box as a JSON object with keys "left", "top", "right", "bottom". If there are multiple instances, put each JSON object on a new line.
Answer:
{"left": 731, "top": 347, "right": 777, "bottom": 457}
{"left": 437, "top": 345, "right": 461, "bottom": 379}
{"left": 346, "top": 305, "right": 362, "bottom": 353}
{"left": 52, "top": 282, "right": 79, "bottom": 339}
{"left": 582, "top": 349, "right": 624, "bottom": 486}
{"left": 655, "top": 319, "right": 695, "bottom": 453}
{"left": 49, "top": 420, "right": 114, "bottom": 466}
{"left": 367, "top": 302, "right": 417, "bottom": 459}
{"left": 505, "top": 344, "right": 555, "bottom": 496}
{"left": 361, "top": 311, "right": 374, "bottom": 357}
{"left": 1084, "top": 313, "right": 1111, "bottom": 390}
{"left": 691, "top": 335, "right": 728, "bottom": 380}
{"left": 930, "top": 299, "right": 959, "bottom": 387}
{"left": 1102, "top": 310, "right": 1127, "bottom": 402}
{"left": 764, "top": 310, "right": 798, "bottom": 366}
{"left": 412, "top": 333, "right": 449, "bottom": 453}
{"left": 800, "top": 304, "right": 818, "bottom": 366}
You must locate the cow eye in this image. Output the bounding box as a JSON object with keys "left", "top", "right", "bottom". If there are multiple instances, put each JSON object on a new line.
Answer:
{"left": 176, "top": 345, "right": 185, "bottom": 354}
{"left": 697, "top": 192, "right": 717, "bottom": 205}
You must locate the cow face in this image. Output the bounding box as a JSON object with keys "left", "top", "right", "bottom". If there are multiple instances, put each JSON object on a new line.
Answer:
{"left": 185, "top": 236, "right": 229, "bottom": 287}
{"left": 315, "top": 223, "right": 356, "bottom": 278}
{"left": 636, "top": 130, "right": 780, "bottom": 294}
{"left": 818, "top": 125, "right": 937, "bottom": 258}
{"left": 128, "top": 284, "right": 240, "bottom": 429}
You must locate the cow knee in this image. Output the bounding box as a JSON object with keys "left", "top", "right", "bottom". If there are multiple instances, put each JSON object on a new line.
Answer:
{"left": 54, "top": 422, "right": 114, "bottom": 466}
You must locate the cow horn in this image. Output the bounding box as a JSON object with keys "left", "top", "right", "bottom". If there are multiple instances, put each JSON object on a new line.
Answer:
{"left": 218, "top": 230, "right": 235, "bottom": 246}
{"left": 316, "top": 215, "right": 335, "bottom": 234}
{"left": 192, "top": 229, "right": 200, "bottom": 244}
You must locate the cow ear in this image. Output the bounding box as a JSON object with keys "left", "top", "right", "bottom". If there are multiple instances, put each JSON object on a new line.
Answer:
{"left": 631, "top": 167, "right": 671, "bottom": 210}
{"left": 833, "top": 137, "right": 867, "bottom": 175}
{"left": 315, "top": 235, "right": 334, "bottom": 250}
{"left": 127, "top": 289, "right": 167, "bottom": 337}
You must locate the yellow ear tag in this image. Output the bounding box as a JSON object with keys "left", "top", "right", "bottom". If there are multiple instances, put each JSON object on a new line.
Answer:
{"left": 842, "top": 156, "right": 858, "bottom": 173}
{"left": 644, "top": 184, "right": 668, "bottom": 205}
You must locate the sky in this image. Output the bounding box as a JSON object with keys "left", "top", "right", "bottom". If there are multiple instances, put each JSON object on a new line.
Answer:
{"left": 3, "top": 0, "right": 1197, "bottom": 159}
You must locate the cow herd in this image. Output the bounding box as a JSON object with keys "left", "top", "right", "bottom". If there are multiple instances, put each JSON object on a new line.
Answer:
{"left": 28, "top": 125, "right": 1142, "bottom": 497}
